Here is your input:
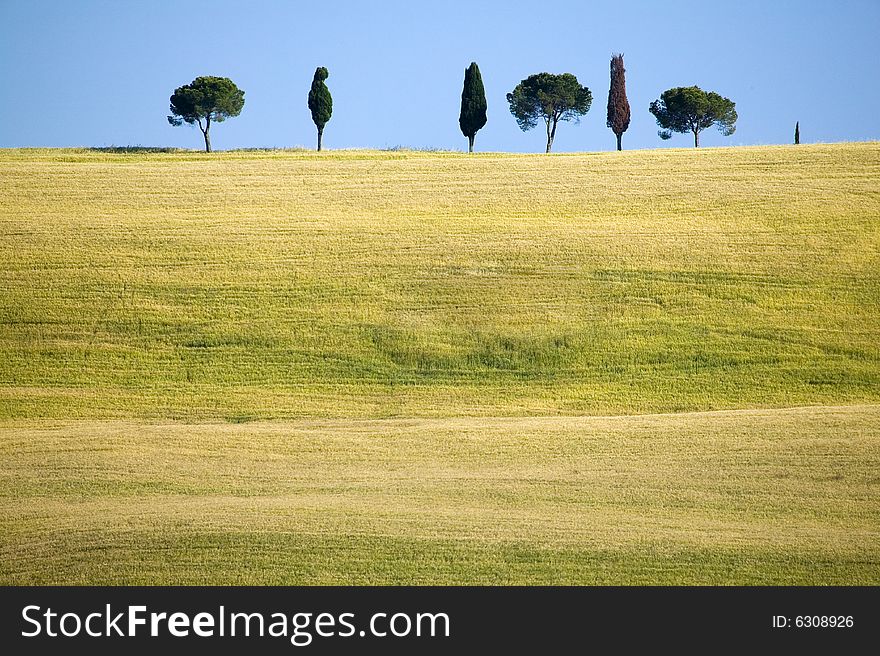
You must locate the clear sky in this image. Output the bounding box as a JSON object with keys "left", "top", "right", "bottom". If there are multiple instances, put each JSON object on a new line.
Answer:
{"left": 1, "top": 0, "right": 878, "bottom": 152}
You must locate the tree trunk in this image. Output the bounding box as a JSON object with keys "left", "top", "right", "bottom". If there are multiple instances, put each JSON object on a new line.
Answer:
{"left": 317, "top": 127, "right": 323, "bottom": 152}
{"left": 202, "top": 115, "right": 212, "bottom": 152}
{"left": 468, "top": 135, "right": 474, "bottom": 153}
{"left": 693, "top": 129, "right": 699, "bottom": 148}
{"left": 546, "top": 118, "right": 557, "bottom": 153}
{"left": 616, "top": 133, "right": 622, "bottom": 151}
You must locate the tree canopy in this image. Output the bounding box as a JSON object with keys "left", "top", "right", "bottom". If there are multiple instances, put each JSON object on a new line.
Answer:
{"left": 507, "top": 73, "right": 592, "bottom": 153}
{"left": 167, "top": 76, "right": 244, "bottom": 152}
{"left": 648, "top": 86, "right": 736, "bottom": 147}
{"left": 307, "top": 67, "right": 333, "bottom": 151}
{"left": 459, "top": 62, "right": 488, "bottom": 153}
{"left": 606, "top": 54, "right": 631, "bottom": 151}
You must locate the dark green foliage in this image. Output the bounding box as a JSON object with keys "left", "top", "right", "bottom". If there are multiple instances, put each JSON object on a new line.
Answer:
{"left": 795, "top": 122, "right": 800, "bottom": 145}
{"left": 606, "top": 54, "right": 631, "bottom": 151}
{"left": 167, "top": 76, "right": 245, "bottom": 152}
{"left": 459, "top": 62, "right": 488, "bottom": 153}
{"left": 506, "top": 73, "right": 592, "bottom": 153}
{"left": 308, "top": 67, "right": 333, "bottom": 151}
{"left": 649, "top": 86, "right": 736, "bottom": 148}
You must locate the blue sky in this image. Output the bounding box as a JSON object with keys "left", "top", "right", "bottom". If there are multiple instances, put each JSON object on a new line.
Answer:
{"left": 1, "top": 0, "right": 878, "bottom": 152}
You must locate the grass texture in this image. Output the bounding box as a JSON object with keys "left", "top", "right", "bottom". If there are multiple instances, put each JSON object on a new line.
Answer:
{"left": 1, "top": 143, "right": 878, "bottom": 584}
{"left": 2, "top": 406, "right": 878, "bottom": 584}
{"left": 1, "top": 144, "right": 878, "bottom": 420}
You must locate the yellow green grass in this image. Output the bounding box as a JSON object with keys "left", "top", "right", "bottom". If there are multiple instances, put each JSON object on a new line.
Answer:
{"left": 1, "top": 143, "right": 879, "bottom": 583}
{"left": 2, "top": 406, "right": 878, "bottom": 584}
{"left": 2, "top": 144, "right": 879, "bottom": 419}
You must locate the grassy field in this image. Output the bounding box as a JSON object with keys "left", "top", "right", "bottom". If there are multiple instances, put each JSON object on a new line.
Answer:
{"left": 2, "top": 406, "right": 878, "bottom": 584}
{"left": 2, "top": 144, "right": 879, "bottom": 419}
{"left": 1, "top": 143, "right": 879, "bottom": 583}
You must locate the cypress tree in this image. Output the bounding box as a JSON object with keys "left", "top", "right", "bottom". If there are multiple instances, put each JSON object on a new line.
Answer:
{"left": 606, "top": 54, "right": 631, "bottom": 151}
{"left": 795, "top": 121, "right": 800, "bottom": 145}
{"left": 308, "top": 67, "right": 332, "bottom": 151}
{"left": 459, "top": 62, "right": 488, "bottom": 153}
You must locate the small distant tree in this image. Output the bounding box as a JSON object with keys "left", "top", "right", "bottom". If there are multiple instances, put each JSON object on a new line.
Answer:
{"left": 648, "top": 86, "right": 736, "bottom": 147}
{"left": 795, "top": 121, "right": 800, "bottom": 145}
{"left": 459, "top": 62, "right": 488, "bottom": 153}
{"left": 507, "top": 73, "right": 592, "bottom": 153}
{"left": 167, "top": 76, "right": 244, "bottom": 152}
{"left": 606, "top": 54, "right": 631, "bottom": 151}
{"left": 308, "top": 67, "right": 333, "bottom": 151}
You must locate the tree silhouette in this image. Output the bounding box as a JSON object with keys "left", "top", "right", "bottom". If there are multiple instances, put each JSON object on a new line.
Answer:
{"left": 507, "top": 73, "right": 592, "bottom": 153}
{"left": 167, "top": 76, "right": 244, "bottom": 152}
{"left": 606, "top": 54, "right": 631, "bottom": 151}
{"left": 795, "top": 121, "right": 800, "bottom": 145}
{"left": 308, "top": 67, "right": 333, "bottom": 152}
{"left": 459, "top": 62, "right": 488, "bottom": 153}
{"left": 649, "top": 86, "right": 736, "bottom": 147}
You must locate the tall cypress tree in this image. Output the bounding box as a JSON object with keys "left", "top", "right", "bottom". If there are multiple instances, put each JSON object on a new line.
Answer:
{"left": 795, "top": 121, "right": 800, "bottom": 145}
{"left": 606, "top": 54, "right": 631, "bottom": 151}
{"left": 308, "top": 67, "right": 332, "bottom": 151}
{"left": 459, "top": 62, "right": 488, "bottom": 153}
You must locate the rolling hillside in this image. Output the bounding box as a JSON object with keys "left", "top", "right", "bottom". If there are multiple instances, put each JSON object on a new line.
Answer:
{"left": 1, "top": 143, "right": 878, "bottom": 584}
